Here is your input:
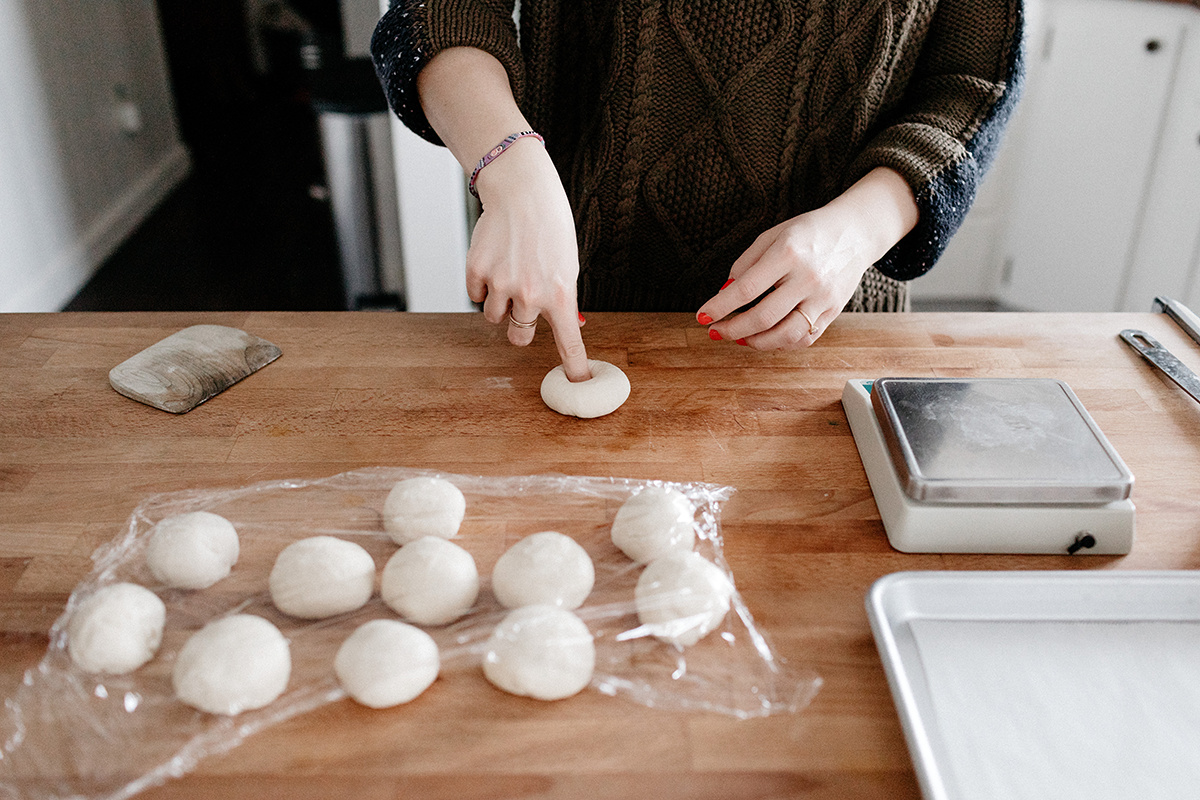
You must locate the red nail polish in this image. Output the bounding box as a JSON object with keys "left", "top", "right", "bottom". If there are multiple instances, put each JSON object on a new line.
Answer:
{"left": 578, "top": 312, "right": 586, "bottom": 323}
{"left": 720, "top": 278, "right": 735, "bottom": 291}
{"left": 709, "top": 329, "right": 722, "bottom": 341}
{"left": 736, "top": 338, "right": 748, "bottom": 346}
{"left": 697, "top": 312, "right": 713, "bottom": 325}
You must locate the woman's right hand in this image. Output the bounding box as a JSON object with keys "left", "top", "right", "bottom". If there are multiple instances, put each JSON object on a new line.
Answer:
{"left": 416, "top": 47, "right": 590, "bottom": 383}
{"left": 465, "top": 139, "right": 591, "bottom": 383}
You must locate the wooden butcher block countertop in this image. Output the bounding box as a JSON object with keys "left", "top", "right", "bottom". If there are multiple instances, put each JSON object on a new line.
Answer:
{"left": 3, "top": 310, "right": 1200, "bottom": 800}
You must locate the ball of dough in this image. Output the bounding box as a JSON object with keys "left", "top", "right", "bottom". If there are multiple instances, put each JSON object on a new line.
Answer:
{"left": 383, "top": 477, "right": 466, "bottom": 544}
{"left": 483, "top": 605, "right": 595, "bottom": 701}
{"left": 635, "top": 551, "right": 734, "bottom": 647}
{"left": 145, "top": 511, "right": 239, "bottom": 589}
{"left": 269, "top": 536, "right": 376, "bottom": 619}
{"left": 67, "top": 582, "right": 165, "bottom": 674}
{"left": 491, "top": 531, "right": 594, "bottom": 610}
{"left": 173, "top": 614, "right": 290, "bottom": 715}
{"left": 611, "top": 487, "right": 696, "bottom": 564}
{"left": 540, "top": 360, "right": 631, "bottom": 418}
{"left": 334, "top": 619, "right": 440, "bottom": 708}
{"left": 380, "top": 536, "right": 479, "bottom": 625}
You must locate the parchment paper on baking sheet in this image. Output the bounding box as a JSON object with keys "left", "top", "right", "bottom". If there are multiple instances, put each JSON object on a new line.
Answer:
{"left": 909, "top": 617, "right": 1200, "bottom": 799}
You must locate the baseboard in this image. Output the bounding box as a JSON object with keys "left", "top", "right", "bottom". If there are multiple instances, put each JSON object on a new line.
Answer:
{"left": 3, "top": 143, "right": 192, "bottom": 312}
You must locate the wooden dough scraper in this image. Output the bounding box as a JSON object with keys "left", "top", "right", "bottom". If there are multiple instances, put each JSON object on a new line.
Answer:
{"left": 109, "top": 324, "right": 282, "bottom": 413}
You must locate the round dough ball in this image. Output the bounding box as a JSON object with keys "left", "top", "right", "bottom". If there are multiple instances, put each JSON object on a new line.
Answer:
{"left": 483, "top": 605, "right": 595, "bottom": 701}
{"left": 383, "top": 477, "right": 466, "bottom": 544}
{"left": 173, "top": 614, "right": 290, "bottom": 715}
{"left": 380, "top": 536, "right": 479, "bottom": 625}
{"left": 334, "top": 619, "right": 439, "bottom": 708}
{"left": 491, "top": 531, "right": 594, "bottom": 610}
{"left": 611, "top": 487, "right": 696, "bottom": 564}
{"left": 269, "top": 536, "right": 376, "bottom": 620}
{"left": 145, "top": 511, "right": 239, "bottom": 589}
{"left": 67, "top": 582, "right": 165, "bottom": 674}
{"left": 635, "top": 551, "right": 734, "bottom": 648}
{"left": 540, "top": 360, "right": 631, "bottom": 418}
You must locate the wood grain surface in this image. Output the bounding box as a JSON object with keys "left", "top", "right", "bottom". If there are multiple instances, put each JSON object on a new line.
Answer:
{"left": 3, "top": 310, "right": 1200, "bottom": 800}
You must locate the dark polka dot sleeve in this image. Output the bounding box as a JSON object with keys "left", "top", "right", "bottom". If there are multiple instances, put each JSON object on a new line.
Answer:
{"left": 371, "top": 1, "right": 443, "bottom": 145}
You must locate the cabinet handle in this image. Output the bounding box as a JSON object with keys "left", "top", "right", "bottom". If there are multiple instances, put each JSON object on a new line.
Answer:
{"left": 1145, "top": 39, "right": 1162, "bottom": 52}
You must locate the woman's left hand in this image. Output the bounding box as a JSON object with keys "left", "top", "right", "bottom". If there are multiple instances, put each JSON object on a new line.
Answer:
{"left": 696, "top": 167, "right": 919, "bottom": 349}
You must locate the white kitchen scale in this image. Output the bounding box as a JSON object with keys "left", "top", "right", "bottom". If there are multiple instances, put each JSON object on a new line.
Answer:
{"left": 841, "top": 378, "right": 1135, "bottom": 554}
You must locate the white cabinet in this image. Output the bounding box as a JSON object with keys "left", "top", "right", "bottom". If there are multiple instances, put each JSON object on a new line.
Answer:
{"left": 1127, "top": 13, "right": 1200, "bottom": 310}
{"left": 913, "top": 0, "right": 1200, "bottom": 313}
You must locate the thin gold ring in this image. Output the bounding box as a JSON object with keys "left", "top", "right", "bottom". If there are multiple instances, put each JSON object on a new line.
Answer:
{"left": 507, "top": 312, "right": 537, "bottom": 329}
{"left": 797, "top": 307, "right": 817, "bottom": 335}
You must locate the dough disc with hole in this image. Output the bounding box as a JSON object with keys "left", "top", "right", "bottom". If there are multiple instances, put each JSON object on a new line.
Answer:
{"left": 540, "top": 360, "right": 630, "bottom": 418}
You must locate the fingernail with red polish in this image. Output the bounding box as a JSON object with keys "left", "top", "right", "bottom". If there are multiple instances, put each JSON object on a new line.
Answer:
{"left": 720, "top": 278, "right": 735, "bottom": 291}
{"left": 736, "top": 338, "right": 748, "bottom": 346}
{"left": 709, "top": 329, "right": 722, "bottom": 341}
{"left": 578, "top": 312, "right": 586, "bottom": 323}
{"left": 697, "top": 312, "right": 713, "bottom": 325}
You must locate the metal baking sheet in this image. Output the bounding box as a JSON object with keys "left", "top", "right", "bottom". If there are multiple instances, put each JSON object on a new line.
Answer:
{"left": 871, "top": 378, "right": 1132, "bottom": 504}
{"left": 867, "top": 571, "right": 1200, "bottom": 800}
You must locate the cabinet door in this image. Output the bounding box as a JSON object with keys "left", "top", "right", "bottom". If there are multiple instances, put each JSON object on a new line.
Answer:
{"left": 996, "top": 0, "right": 1185, "bottom": 311}
{"left": 1125, "top": 18, "right": 1200, "bottom": 312}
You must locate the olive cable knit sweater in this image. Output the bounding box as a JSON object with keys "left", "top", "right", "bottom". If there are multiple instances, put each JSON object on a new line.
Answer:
{"left": 372, "top": 0, "right": 1025, "bottom": 312}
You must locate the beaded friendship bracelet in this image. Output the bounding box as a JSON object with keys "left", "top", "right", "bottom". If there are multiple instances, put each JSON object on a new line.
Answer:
{"left": 468, "top": 130, "right": 545, "bottom": 199}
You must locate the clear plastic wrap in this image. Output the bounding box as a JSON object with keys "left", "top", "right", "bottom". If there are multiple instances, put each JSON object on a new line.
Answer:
{"left": 1, "top": 468, "right": 821, "bottom": 800}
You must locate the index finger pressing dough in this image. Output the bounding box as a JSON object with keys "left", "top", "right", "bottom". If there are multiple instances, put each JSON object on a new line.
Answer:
{"left": 173, "top": 614, "right": 291, "bottom": 715}
{"left": 540, "top": 360, "right": 630, "bottom": 418}
{"left": 145, "top": 511, "right": 240, "bottom": 589}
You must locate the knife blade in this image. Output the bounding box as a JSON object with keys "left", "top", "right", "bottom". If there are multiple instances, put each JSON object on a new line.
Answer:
{"left": 1152, "top": 296, "right": 1200, "bottom": 347}
{"left": 1120, "top": 328, "right": 1200, "bottom": 406}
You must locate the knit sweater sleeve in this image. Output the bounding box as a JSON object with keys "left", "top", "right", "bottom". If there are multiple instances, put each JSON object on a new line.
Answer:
{"left": 847, "top": 0, "right": 1026, "bottom": 281}
{"left": 370, "top": 0, "right": 524, "bottom": 146}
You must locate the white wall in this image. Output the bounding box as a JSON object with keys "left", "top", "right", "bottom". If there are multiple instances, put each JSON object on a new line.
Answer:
{"left": 914, "top": 0, "right": 1200, "bottom": 312}
{"left": 0, "top": 0, "right": 189, "bottom": 312}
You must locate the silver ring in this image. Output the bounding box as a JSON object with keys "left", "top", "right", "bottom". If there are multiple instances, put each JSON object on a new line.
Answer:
{"left": 796, "top": 307, "right": 817, "bottom": 335}
{"left": 507, "top": 312, "right": 537, "bottom": 329}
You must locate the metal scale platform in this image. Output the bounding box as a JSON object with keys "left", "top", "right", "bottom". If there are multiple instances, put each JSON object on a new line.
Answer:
{"left": 842, "top": 378, "right": 1135, "bottom": 554}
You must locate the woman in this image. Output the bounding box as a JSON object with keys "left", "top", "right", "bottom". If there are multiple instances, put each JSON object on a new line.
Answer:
{"left": 372, "top": 1, "right": 1024, "bottom": 381}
